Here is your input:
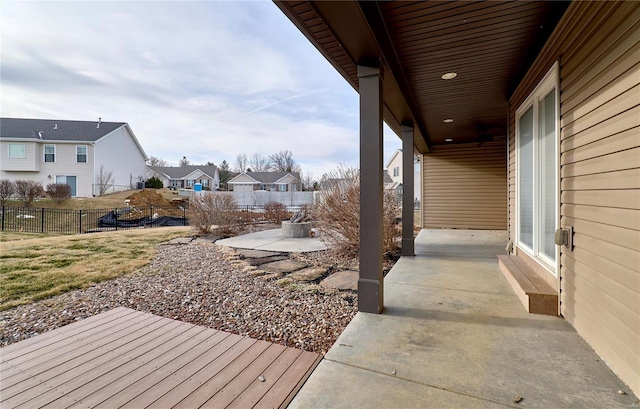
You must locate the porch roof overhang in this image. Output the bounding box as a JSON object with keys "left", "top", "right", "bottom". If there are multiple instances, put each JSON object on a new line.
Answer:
{"left": 275, "top": 0, "right": 570, "bottom": 153}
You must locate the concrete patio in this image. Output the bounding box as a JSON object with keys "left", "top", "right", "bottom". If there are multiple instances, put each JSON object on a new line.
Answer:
{"left": 216, "top": 228, "right": 327, "bottom": 253}
{"left": 290, "top": 229, "right": 637, "bottom": 408}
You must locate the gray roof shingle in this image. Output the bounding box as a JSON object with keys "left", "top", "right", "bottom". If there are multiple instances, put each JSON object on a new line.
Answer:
{"left": 150, "top": 166, "right": 218, "bottom": 179}
{"left": 0, "top": 118, "right": 126, "bottom": 142}
{"left": 244, "top": 172, "right": 300, "bottom": 184}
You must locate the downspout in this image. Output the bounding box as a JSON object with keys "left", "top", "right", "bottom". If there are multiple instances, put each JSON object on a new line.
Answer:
{"left": 91, "top": 142, "right": 96, "bottom": 196}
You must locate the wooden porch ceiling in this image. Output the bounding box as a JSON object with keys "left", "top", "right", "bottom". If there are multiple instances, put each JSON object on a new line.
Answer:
{"left": 275, "top": 0, "right": 569, "bottom": 152}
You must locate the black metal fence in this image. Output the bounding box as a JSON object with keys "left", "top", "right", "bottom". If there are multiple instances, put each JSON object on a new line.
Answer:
{"left": 0, "top": 204, "right": 308, "bottom": 235}
{"left": 0, "top": 205, "right": 187, "bottom": 234}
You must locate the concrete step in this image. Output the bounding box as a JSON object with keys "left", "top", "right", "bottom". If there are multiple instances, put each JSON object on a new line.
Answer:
{"left": 498, "top": 255, "right": 558, "bottom": 316}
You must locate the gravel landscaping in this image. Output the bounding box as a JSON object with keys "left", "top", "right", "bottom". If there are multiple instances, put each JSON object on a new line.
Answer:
{"left": 0, "top": 241, "right": 358, "bottom": 354}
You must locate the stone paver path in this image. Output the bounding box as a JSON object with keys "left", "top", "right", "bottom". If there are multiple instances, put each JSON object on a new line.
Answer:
{"left": 320, "top": 270, "right": 359, "bottom": 290}
{"left": 261, "top": 260, "right": 309, "bottom": 274}
{"left": 230, "top": 248, "right": 358, "bottom": 289}
{"left": 289, "top": 267, "right": 327, "bottom": 282}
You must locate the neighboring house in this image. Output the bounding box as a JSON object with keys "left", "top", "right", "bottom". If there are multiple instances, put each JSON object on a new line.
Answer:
{"left": 278, "top": 1, "right": 640, "bottom": 396}
{"left": 385, "top": 149, "right": 402, "bottom": 184}
{"left": 0, "top": 118, "right": 147, "bottom": 197}
{"left": 383, "top": 170, "right": 402, "bottom": 202}
{"left": 319, "top": 178, "right": 349, "bottom": 191}
{"left": 227, "top": 172, "right": 301, "bottom": 192}
{"left": 148, "top": 165, "right": 219, "bottom": 190}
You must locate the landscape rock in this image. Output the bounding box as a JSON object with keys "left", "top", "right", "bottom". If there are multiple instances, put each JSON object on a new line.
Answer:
{"left": 260, "top": 272, "right": 285, "bottom": 280}
{"left": 234, "top": 249, "right": 284, "bottom": 259}
{"left": 166, "top": 237, "right": 194, "bottom": 245}
{"left": 0, "top": 243, "right": 358, "bottom": 354}
{"left": 261, "top": 260, "right": 308, "bottom": 274}
{"left": 289, "top": 266, "right": 327, "bottom": 282}
{"left": 192, "top": 235, "right": 221, "bottom": 244}
{"left": 320, "top": 270, "right": 359, "bottom": 291}
{"left": 246, "top": 256, "right": 289, "bottom": 266}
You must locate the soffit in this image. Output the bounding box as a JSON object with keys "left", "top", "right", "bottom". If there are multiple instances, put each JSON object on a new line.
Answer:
{"left": 276, "top": 1, "right": 569, "bottom": 151}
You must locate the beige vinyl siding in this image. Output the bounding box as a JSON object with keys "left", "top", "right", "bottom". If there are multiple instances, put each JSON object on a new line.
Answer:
{"left": 0, "top": 141, "right": 40, "bottom": 172}
{"left": 509, "top": 1, "right": 640, "bottom": 396}
{"left": 422, "top": 141, "right": 507, "bottom": 229}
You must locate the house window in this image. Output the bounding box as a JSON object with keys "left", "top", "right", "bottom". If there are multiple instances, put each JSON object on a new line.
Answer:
{"left": 516, "top": 63, "right": 558, "bottom": 272}
{"left": 186, "top": 179, "right": 195, "bottom": 188}
{"left": 8, "top": 143, "right": 26, "bottom": 158}
{"left": 44, "top": 145, "right": 55, "bottom": 163}
{"left": 277, "top": 183, "right": 287, "bottom": 192}
{"left": 393, "top": 167, "right": 399, "bottom": 177}
{"left": 170, "top": 180, "right": 179, "bottom": 188}
{"left": 76, "top": 145, "right": 87, "bottom": 163}
{"left": 201, "top": 179, "right": 209, "bottom": 187}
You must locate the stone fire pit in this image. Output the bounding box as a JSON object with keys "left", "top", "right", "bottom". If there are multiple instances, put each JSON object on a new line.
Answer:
{"left": 282, "top": 221, "right": 311, "bottom": 238}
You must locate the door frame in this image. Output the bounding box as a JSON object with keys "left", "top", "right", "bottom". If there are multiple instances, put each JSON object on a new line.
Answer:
{"left": 514, "top": 61, "right": 560, "bottom": 278}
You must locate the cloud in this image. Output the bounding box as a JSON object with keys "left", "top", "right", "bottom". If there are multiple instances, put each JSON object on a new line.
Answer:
{"left": 0, "top": 1, "right": 401, "bottom": 179}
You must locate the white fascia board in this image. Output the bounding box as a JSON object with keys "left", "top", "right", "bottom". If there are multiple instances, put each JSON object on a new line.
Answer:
{"left": 228, "top": 173, "right": 260, "bottom": 184}
{"left": 384, "top": 149, "right": 402, "bottom": 169}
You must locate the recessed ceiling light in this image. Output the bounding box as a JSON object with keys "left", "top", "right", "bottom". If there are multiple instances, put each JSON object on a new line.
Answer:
{"left": 443, "top": 118, "right": 454, "bottom": 123}
{"left": 441, "top": 72, "right": 457, "bottom": 80}
{"left": 445, "top": 138, "right": 453, "bottom": 142}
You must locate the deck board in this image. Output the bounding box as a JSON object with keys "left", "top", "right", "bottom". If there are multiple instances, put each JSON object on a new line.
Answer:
{"left": 0, "top": 308, "right": 321, "bottom": 409}
{"left": 2, "top": 312, "right": 161, "bottom": 376}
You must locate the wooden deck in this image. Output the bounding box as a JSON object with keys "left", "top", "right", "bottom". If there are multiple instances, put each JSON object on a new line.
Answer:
{"left": 0, "top": 307, "right": 321, "bottom": 408}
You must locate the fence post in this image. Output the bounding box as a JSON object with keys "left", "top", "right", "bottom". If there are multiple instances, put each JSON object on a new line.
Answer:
{"left": 41, "top": 208, "right": 45, "bottom": 233}
{"left": 1, "top": 206, "right": 4, "bottom": 231}
{"left": 79, "top": 210, "right": 82, "bottom": 234}
{"left": 150, "top": 205, "right": 153, "bottom": 229}
{"left": 114, "top": 208, "right": 118, "bottom": 231}
{"left": 183, "top": 207, "right": 186, "bottom": 226}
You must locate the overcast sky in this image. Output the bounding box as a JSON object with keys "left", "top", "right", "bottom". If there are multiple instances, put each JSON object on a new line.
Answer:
{"left": 0, "top": 1, "right": 402, "bottom": 179}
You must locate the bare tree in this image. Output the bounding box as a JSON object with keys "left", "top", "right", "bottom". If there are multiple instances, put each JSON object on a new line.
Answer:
{"left": 179, "top": 156, "right": 190, "bottom": 167}
{"left": 249, "top": 153, "right": 271, "bottom": 172}
{"left": 96, "top": 165, "right": 114, "bottom": 196}
{"left": 300, "top": 171, "right": 316, "bottom": 191}
{"left": 0, "top": 180, "right": 16, "bottom": 205}
{"left": 234, "top": 153, "right": 248, "bottom": 172}
{"left": 219, "top": 160, "right": 232, "bottom": 190}
{"left": 270, "top": 150, "right": 300, "bottom": 173}
{"left": 147, "top": 156, "right": 168, "bottom": 167}
{"left": 14, "top": 180, "right": 44, "bottom": 207}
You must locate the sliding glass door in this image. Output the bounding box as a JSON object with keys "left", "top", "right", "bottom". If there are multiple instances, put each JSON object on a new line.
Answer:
{"left": 516, "top": 64, "right": 558, "bottom": 272}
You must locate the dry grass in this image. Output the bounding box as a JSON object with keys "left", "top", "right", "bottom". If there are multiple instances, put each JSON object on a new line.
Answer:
{"left": 0, "top": 232, "right": 61, "bottom": 242}
{"left": 0, "top": 227, "right": 190, "bottom": 311}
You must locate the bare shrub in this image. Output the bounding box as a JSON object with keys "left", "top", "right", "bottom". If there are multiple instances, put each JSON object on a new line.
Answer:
{"left": 46, "top": 183, "right": 72, "bottom": 204}
{"left": 233, "top": 210, "right": 258, "bottom": 232}
{"left": 264, "top": 201, "right": 290, "bottom": 223}
{"left": 314, "top": 166, "right": 400, "bottom": 257}
{"left": 0, "top": 180, "right": 15, "bottom": 206}
{"left": 382, "top": 189, "right": 401, "bottom": 254}
{"left": 14, "top": 180, "right": 44, "bottom": 207}
{"left": 187, "top": 193, "right": 238, "bottom": 234}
